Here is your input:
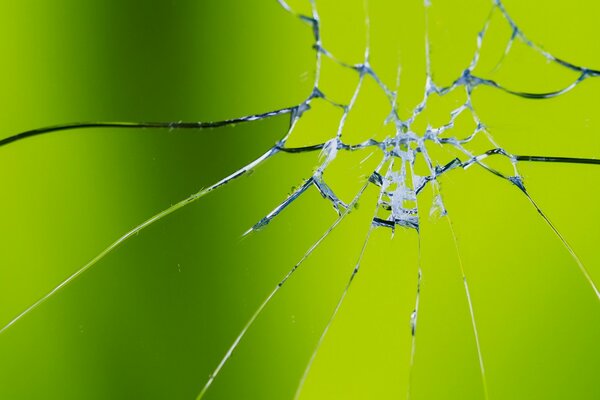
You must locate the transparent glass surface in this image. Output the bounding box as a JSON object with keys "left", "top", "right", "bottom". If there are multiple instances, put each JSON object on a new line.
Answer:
{"left": 1, "top": 1, "right": 599, "bottom": 399}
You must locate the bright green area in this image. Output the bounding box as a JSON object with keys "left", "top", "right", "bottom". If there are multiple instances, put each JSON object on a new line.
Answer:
{"left": 0, "top": 0, "right": 599, "bottom": 399}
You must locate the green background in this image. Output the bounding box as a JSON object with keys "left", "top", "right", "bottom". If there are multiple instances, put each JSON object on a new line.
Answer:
{"left": 0, "top": 1, "right": 599, "bottom": 399}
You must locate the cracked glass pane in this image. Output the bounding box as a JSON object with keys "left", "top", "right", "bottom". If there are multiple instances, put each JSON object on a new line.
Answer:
{"left": 1, "top": 0, "right": 599, "bottom": 399}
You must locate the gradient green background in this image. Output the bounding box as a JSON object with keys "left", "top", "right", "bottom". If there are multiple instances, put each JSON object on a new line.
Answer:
{"left": 0, "top": 1, "right": 599, "bottom": 399}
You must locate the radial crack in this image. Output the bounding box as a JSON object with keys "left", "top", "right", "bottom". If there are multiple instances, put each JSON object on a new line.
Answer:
{"left": 0, "top": 146, "right": 278, "bottom": 336}
{"left": 293, "top": 158, "right": 394, "bottom": 400}
{"left": 195, "top": 155, "right": 389, "bottom": 400}
{"left": 446, "top": 215, "right": 489, "bottom": 400}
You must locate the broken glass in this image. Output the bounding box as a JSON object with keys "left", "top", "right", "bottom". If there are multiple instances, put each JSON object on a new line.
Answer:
{"left": 0, "top": 0, "right": 599, "bottom": 399}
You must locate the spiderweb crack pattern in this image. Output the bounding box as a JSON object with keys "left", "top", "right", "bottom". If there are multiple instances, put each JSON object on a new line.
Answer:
{"left": 1, "top": 0, "right": 599, "bottom": 399}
